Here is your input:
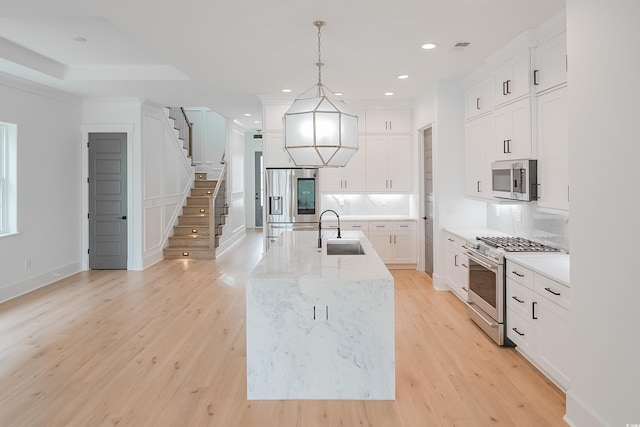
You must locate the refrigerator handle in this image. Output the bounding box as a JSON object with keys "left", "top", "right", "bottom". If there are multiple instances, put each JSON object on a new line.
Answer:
{"left": 269, "top": 196, "right": 283, "bottom": 215}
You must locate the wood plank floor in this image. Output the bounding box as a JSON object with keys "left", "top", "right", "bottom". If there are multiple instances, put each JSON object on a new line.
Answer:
{"left": 0, "top": 230, "right": 567, "bottom": 426}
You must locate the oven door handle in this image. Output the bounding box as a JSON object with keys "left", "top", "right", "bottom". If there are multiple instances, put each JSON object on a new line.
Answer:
{"left": 466, "top": 252, "right": 499, "bottom": 272}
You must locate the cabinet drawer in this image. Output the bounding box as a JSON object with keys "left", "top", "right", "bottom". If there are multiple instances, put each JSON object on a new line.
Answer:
{"left": 507, "top": 278, "right": 535, "bottom": 320}
{"left": 445, "top": 232, "right": 467, "bottom": 251}
{"left": 506, "top": 262, "right": 534, "bottom": 288}
{"left": 535, "top": 274, "right": 571, "bottom": 310}
{"left": 507, "top": 309, "right": 534, "bottom": 355}
{"left": 393, "top": 221, "right": 416, "bottom": 231}
{"left": 342, "top": 221, "right": 368, "bottom": 231}
{"left": 369, "top": 222, "right": 392, "bottom": 231}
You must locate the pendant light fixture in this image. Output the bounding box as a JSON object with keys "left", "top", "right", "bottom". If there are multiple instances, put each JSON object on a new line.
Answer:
{"left": 283, "top": 21, "right": 358, "bottom": 167}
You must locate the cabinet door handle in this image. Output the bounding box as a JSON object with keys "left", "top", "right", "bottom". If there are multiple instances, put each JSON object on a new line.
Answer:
{"left": 390, "top": 179, "right": 393, "bottom": 188}
{"left": 512, "top": 271, "right": 525, "bottom": 277}
{"left": 344, "top": 180, "right": 347, "bottom": 189}
{"left": 503, "top": 140, "right": 508, "bottom": 153}
{"left": 512, "top": 327, "right": 525, "bottom": 336}
{"left": 389, "top": 121, "right": 392, "bottom": 130}
{"left": 506, "top": 79, "right": 511, "bottom": 94}
{"left": 476, "top": 97, "right": 480, "bottom": 110}
{"left": 454, "top": 254, "right": 459, "bottom": 266}
{"left": 502, "top": 81, "right": 507, "bottom": 96}
{"left": 506, "top": 139, "right": 512, "bottom": 153}
{"left": 532, "top": 301, "right": 538, "bottom": 320}
{"left": 512, "top": 296, "right": 524, "bottom": 304}
{"left": 394, "top": 235, "right": 397, "bottom": 244}
{"left": 533, "top": 69, "right": 539, "bottom": 86}
{"left": 477, "top": 180, "right": 481, "bottom": 193}
{"left": 386, "top": 179, "right": 389, "bottom": 189}
{"left": 544, "top": 287, "right": 561, "bottom": 296}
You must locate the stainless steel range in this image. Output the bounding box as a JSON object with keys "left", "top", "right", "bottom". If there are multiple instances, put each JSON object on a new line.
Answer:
{"left": 464, "top": 236, "right": 560, "bottom": 345}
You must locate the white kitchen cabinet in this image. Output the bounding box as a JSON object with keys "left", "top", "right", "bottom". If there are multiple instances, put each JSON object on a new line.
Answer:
{"left": 263, "top": 133, "right": 295, "bottom": 168}
{"left": 322, "top": 220, "right": 369, "bottom": 238}
{"left": 319, "top": 136, "right": 367, "bottom": 192}
{"left": 493, "top": 49, "right": 532, "bottom": 107}
{"left": 465, "top": 115, "right": 494, "bottom": 199}
{"left": 365, "top": 109, "right": 411, "bottom": 133}
{"left": 465, "top": 77, "right": 494, "bottom": 120}
{"left": 493, "top": 97, "right": 533, "bottom": 161}
{"left": 445, "top": 232, "right": 469, "bottom": 301}
{"left": 506, "top": 260, "right": 571, "bottom": 391}
{"left": 366, "top": 135, "right": 412, "bottom": 192}
{"left": 368, "top": 221, "right": 417, "bottom": 266}
{"left": 263, "top": 104, "right": 289, "bottom": 132}
{"left": 534, "top": 31, "right": 567, "bottom": 94}
{"left": 536, "top": 86, "right": 569, "bottom": 212}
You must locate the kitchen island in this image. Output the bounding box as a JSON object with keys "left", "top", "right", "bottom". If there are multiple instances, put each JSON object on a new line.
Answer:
{"left": 246, "top": 230, "right": 395, "bottom": 400}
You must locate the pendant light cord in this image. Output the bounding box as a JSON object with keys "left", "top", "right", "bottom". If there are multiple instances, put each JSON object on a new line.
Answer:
{"left": 314, "top": 20, "right": 325, "bottom": 97}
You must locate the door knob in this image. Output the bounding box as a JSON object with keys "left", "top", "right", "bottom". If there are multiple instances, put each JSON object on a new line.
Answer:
{"left": 122, "top": 216, "right": 127, "bottom": 220}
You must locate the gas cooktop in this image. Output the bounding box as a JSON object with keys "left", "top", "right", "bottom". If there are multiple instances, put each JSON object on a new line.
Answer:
{"left": 476, "top": 236, "right": 561, "bottom": 253}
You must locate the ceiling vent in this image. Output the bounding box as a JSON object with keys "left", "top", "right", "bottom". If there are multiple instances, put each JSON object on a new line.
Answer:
{"left": 454, "top": 42, "right": 471, "bottom": 48}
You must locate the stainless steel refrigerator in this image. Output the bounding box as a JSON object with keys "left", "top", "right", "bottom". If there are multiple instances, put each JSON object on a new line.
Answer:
{"left": 265, "top": 168, "right": 319, "bottom": 249}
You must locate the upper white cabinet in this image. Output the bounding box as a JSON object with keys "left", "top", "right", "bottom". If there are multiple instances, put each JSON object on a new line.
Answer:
{"left": 493, "top": 49, "right": 532, "bottom": 107}
{"left": 263, "top": 104, "right": 289, "bottom": 132}
{"left": 465, "top": 114, "right": 494, "bottom": 199}
{"left": 537, "top": 86, "right": 569, "bottom": 212}
{"left": 365, "top": 109, "right": 411, "bottom": 134}
{"left": 534, "top": 31, "right": 567, "bottom": 94}
{"left": 465, "top": 77, "right": 494, "bottom": 120}
{"left": 493, "top": 97, "right": 533, "bottom": 161}
{"left": 263, "top": 133, "right": 294, "bottom": 168}
{"left": 366, "top": 135, "right": 412, "bottom": 192}
{"left": 319, "top": 136, "right": 367, "bottom": 193}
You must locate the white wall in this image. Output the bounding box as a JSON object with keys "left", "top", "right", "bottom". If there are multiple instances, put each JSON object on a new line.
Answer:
{"left": 184, "top": 108, "right": 226, "bottom": 176}
{"left": 0, "top": 74, "right": 82, "bottom": 302}
{"left": 141, "top": 101, "right": 194, "bottom": 268}
{"left": 413, "top": 80, "right": 486, "bottom": 288}
{"left": 565, "top": 1, "right": 640, "bottom": 425}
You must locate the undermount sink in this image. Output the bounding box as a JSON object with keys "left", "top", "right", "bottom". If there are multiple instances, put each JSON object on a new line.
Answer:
{"left": 326, "top": 239, "right": 365, "bottom": 255}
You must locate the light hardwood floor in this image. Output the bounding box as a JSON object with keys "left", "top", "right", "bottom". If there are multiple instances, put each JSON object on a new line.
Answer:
{"left": 0, "top": 230, "right": 567, "bottom": 426}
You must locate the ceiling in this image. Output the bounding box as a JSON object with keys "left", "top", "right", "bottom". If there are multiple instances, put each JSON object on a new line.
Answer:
{"left": 0, "top": 0, "right": 565, "bottom": 130}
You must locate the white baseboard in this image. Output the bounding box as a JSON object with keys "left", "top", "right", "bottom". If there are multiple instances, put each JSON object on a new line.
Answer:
{"left": 565, "top": 391, "right": 607, "bottom": 427}
{"left": 0, "top": 261, "right": 82, "bottom": 304}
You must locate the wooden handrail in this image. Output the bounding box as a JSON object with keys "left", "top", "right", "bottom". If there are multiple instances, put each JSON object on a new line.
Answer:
{"left": 168, "top": 107, "right": 193, "bottom": 161}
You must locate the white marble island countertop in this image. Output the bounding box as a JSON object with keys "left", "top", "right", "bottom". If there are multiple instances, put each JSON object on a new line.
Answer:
{"left": 247, "top": 230, "right": 395, "bottom": 400}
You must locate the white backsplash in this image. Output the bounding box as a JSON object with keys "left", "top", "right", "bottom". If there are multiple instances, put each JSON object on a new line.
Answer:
{"left": 487, "top": 203, "right": 570, "bottom": 251}
{"left": 320, "top": 194, "right": 413, "bottom": 217}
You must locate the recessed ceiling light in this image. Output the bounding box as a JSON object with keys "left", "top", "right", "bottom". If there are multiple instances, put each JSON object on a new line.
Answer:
{"left": 244, "top": 113, "right": 251, "bottom": 117}
{"left": 421, "top": 42, "right": 438, "bottom": 50}
{"left": 397, "top": 74, "right": 409, "bottom": 80}
{"left": 333, "top": 91, "right": 344, "bottom": 96}
{"left": 74, "top": 36, "right": 87, "bottom": 43}
{"left": 385, "top": 92, "right": 394, "bottom": 96}
{"left": 282, "top": 89, "right": 292, "bottom": 93}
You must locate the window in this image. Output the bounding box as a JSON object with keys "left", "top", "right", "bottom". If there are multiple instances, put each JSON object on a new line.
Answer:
{"left": 0, "top": 121, "right": 17, "bottom": 235}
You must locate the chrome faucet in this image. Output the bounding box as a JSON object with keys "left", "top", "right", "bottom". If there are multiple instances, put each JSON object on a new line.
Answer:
{"left": 318, "top": 209, "right": 341, "bottom": 248}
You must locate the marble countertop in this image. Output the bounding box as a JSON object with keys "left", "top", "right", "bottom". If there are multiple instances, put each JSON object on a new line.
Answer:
{"left": 249, "top": 230, "right": 393, "bottom": 282}
{"left": 505, "top": 253, "right": 570, "bottom": 286}
{"left": 444, "top": 227, "right": 510, "bottom": 242}
{"left": 320, "top": 215, "right": 417, "bottom": 222}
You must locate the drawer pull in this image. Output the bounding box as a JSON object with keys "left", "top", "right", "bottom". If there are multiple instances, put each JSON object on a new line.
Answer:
{"left": 448, "top": 238, "right": 455, "bottom": 242}
{"left": 512, "top": 271, "right": 525, "bottom": 278}
{"left": 512, "top": 296, "right": 524, "bottom": 304}
{"left": 512, "top": 327, "right": 525, "bottom": 336}
{"left": 544, "top": 287, "right": 561, "bottom": 296}
{"left": 462, "top": 286, "right": 468, "bottom": 292}
{"left": 461, "top": 263, "right": 468, "bottom": 269}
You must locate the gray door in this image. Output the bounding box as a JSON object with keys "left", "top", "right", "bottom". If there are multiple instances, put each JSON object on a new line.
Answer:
{"left": 89, "top": 133, "right": 127, "bottom": 269}
{"left": 254, "top": 151, "right": 263, "bottom": 227}
{"left": 423, "top": 128, "right": 434, "bottom": 276}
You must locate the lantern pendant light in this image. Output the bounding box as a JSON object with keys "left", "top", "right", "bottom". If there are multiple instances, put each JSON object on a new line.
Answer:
{"left": 283, "top": 21, "right": 358, "bottom": 167}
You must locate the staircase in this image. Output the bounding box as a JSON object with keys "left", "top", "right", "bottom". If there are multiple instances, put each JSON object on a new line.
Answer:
{"left": 163, "top": 173, "right": 228, "bottom": 260}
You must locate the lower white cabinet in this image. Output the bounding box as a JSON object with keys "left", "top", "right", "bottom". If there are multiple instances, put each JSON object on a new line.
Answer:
{"left": 506, "top": 260, "right": 571, "bottom": 390}
{"left": 444, "top": 232, "right": 469, "bottom": 301}
{"left": 368, "top": 221, "right": 416, "bottom": 265}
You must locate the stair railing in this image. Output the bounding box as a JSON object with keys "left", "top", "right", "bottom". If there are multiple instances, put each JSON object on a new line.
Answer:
{"left": 209, "top": 152, "right": 227, "bottom": 251}
{"left": 168, "top": 107, "right": 193, "bottom": 159}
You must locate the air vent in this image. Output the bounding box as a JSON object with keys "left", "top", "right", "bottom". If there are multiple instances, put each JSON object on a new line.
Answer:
{"left": 454, "top": 42, "right": 471, "bottom": 48}
{"left": 253, "top": 133, "right": 263, "bottom": 139}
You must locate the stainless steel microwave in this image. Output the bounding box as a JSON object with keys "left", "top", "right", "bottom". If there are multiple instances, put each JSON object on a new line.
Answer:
{"left": 491, "top": 159, "right": 538, "bottom": 201}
